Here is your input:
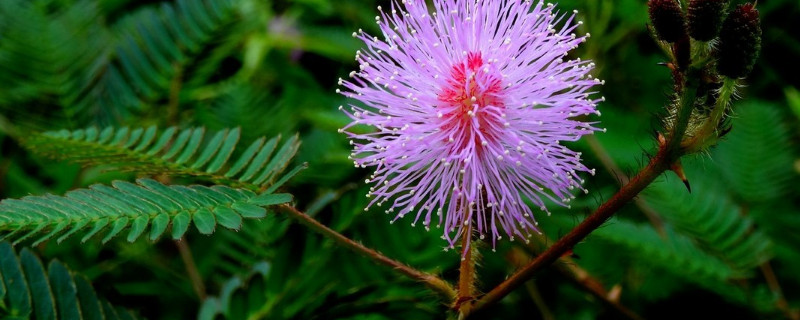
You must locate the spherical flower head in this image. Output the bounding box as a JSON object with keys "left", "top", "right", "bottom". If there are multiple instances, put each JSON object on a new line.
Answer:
{"left": 338, "top": 0, "right": 602, "bottom": 249}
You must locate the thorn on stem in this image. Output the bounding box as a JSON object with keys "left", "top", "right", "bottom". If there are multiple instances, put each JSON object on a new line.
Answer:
{"left": 657, "top": 132, "right": 667, "bottom": 147}
{"left": 670, "top": 160, "right": 691, "bottom": 193}
{"left": 561, "top": 248, "right": 579, "bottom": 259}
{"left": 607, "top": 284, "right": 623, "bottom": 303}
{"left": 657, "top": 61, "right": 677, "bottom": 71}
{"left": 719, "top": 124, "right": 733, "bottom": 138}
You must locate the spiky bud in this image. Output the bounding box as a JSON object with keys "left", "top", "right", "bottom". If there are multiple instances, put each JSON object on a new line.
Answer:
{"left": 687, "top": 0, "right": 728, "bottom": 41}
{"left": 648, "top": 0, "right": 687, "bottom": 42}
{"left": 716, "top": 3, "right": 761, "bottom": 78}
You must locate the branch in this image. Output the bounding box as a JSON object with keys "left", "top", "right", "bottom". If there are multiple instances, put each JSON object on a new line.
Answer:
{"left": 586, "top": 135, "right": 666, "bottom": 237}
{"left": 467, "top": 67, "right": 702, "bottom": 316}
{"left": 519, "top": 236, "right": 644, "bottom": 320}
{"left": 470, "top": 147, "right": 670, "bottom": 314}
{"left": 279, "top": 204, "right": 457, "bottom": 301}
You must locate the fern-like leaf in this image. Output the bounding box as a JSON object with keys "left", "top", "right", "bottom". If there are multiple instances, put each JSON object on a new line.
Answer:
{"left": 198, "top": 218, "right": 291, "bottom": 282}
{"left": 590, "top": 218, "right": 736, "bottom": 282}
{"left": 0, "top": 0, "right": 109, "bottom": 126}
{"left": 714, "top": 102, "right": 796, "bottom": 202}
{"left": 199, "top": 260, "right": 439, "bottom": 320}
{"left": 21, "top": 126, "right": 305, "bottom": 192}
{"left": 67, "top": 0, "right": 240, "bottom": 123}
{"left": 0, "top": 242, "right": 139, "bottom": 319}
{"left": 0, "top": 179, "right": 292, "bottom": 245}
{"left": 584, "top": 217, "right": 780, "bottom": 311}
{"left": 195, "top": 83, "right": 297, "bottom": 141}
{"left": 644, "top": 161, "right": 773, "bottom": 274}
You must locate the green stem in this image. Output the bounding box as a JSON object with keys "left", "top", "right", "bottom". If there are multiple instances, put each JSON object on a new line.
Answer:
{"left": 279, "top": 204, "right": 457, "bottom": 301}
{"left": 666, "top": 69, "right": 701, "bottom": 153}
{"left": 682, "top": 77, "right": 737, "bottom": 153}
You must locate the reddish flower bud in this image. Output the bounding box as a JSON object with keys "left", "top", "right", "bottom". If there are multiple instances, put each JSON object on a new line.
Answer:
{"left": 648, "top": 0, "right": 687, "bottom": 42}
{"left": 716, "top": 3, "right": 761, "bottom": 78}
{"left": 687, "top": 0, "right": 728, "bottom": 41}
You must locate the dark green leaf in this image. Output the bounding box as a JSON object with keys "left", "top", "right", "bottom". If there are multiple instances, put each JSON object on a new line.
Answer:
{"left": 48, "top": 261, "right": 81, "bottom": 320}
{"left": 20, "top": 249, "right": 55, "bottom": 320}
{"left": 193, "top": 208, "right": 216, "bottom": 234}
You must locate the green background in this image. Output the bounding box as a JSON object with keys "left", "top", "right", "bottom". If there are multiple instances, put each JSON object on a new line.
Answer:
{"left": 1, "top": 0, "right": 798, "bottom": 319}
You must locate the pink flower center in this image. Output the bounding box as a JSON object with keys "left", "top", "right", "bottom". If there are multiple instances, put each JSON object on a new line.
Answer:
{"left": 437, "top": 52, "right": 506, "bottom": 151}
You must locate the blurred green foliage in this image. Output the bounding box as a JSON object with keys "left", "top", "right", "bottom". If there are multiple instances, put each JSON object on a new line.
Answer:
{"left": 1, "top": 0, "right": 799, "bottom": 319}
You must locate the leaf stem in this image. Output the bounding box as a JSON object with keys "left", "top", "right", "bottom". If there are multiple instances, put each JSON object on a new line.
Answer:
{"left": 279, "top": 204, "right": 457, "bottom": 301}
{"left": 175, "top": 239, "right": 206, "bottom": 300}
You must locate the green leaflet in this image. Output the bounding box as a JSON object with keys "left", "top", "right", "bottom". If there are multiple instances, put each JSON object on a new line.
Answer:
{"left": 586, "top": 218, "right": 736, "bottom": 283}
{"left": 83, "top": 0, "right": 239, "bottom": 122}
{"left": 0, "top": 242, "right": 139, "bottom": 319}
{"left": 49, "top": 262, "right": 82, "bottom": 319}
{"left": 199, "top": 242, "right": 441, "bottom": 320}
{"left": 75, "top": 276, "right": 104, "bottom": 320}
{"left": 0, "top": 179, "right": 293, "bottom": 244}
{"left": 21, "top": 127, "right": 304, "bottom": 192}
{"left": 20, "top": 249, "right": 56, "bottom": 320}
{"left": 1, "top": 243, "right": 32, "bottom": 317}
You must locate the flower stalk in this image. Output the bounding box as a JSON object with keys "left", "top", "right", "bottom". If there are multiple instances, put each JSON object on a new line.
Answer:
{"left": 339, "top": 0, "right": 601, "bottom": 251}
{"left": 455, "top": 218, "right": 478, "bottom": 315}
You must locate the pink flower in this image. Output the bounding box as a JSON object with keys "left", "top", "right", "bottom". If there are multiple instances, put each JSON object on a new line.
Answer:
{"left": 339, "top": 0, "right": 602, "bottom": 249}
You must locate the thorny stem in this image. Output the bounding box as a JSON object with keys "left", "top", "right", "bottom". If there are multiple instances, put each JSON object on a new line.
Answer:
{"left": 279, "top": 204, "right": 457, "bottom": 301}
{"left": 470, "top": 146, "right": 671, "bottom": 314}
{"left": 521, "top": 237, "right": 644, "bottom": 320}
{"left": 586, "top": 135, "right": 666, "bottom": 237}
{"left": 455, "top": 219, "right": 476, "bottom": 316}
{"left": 467, "top": 70, "right": 702, "bottom": 317}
